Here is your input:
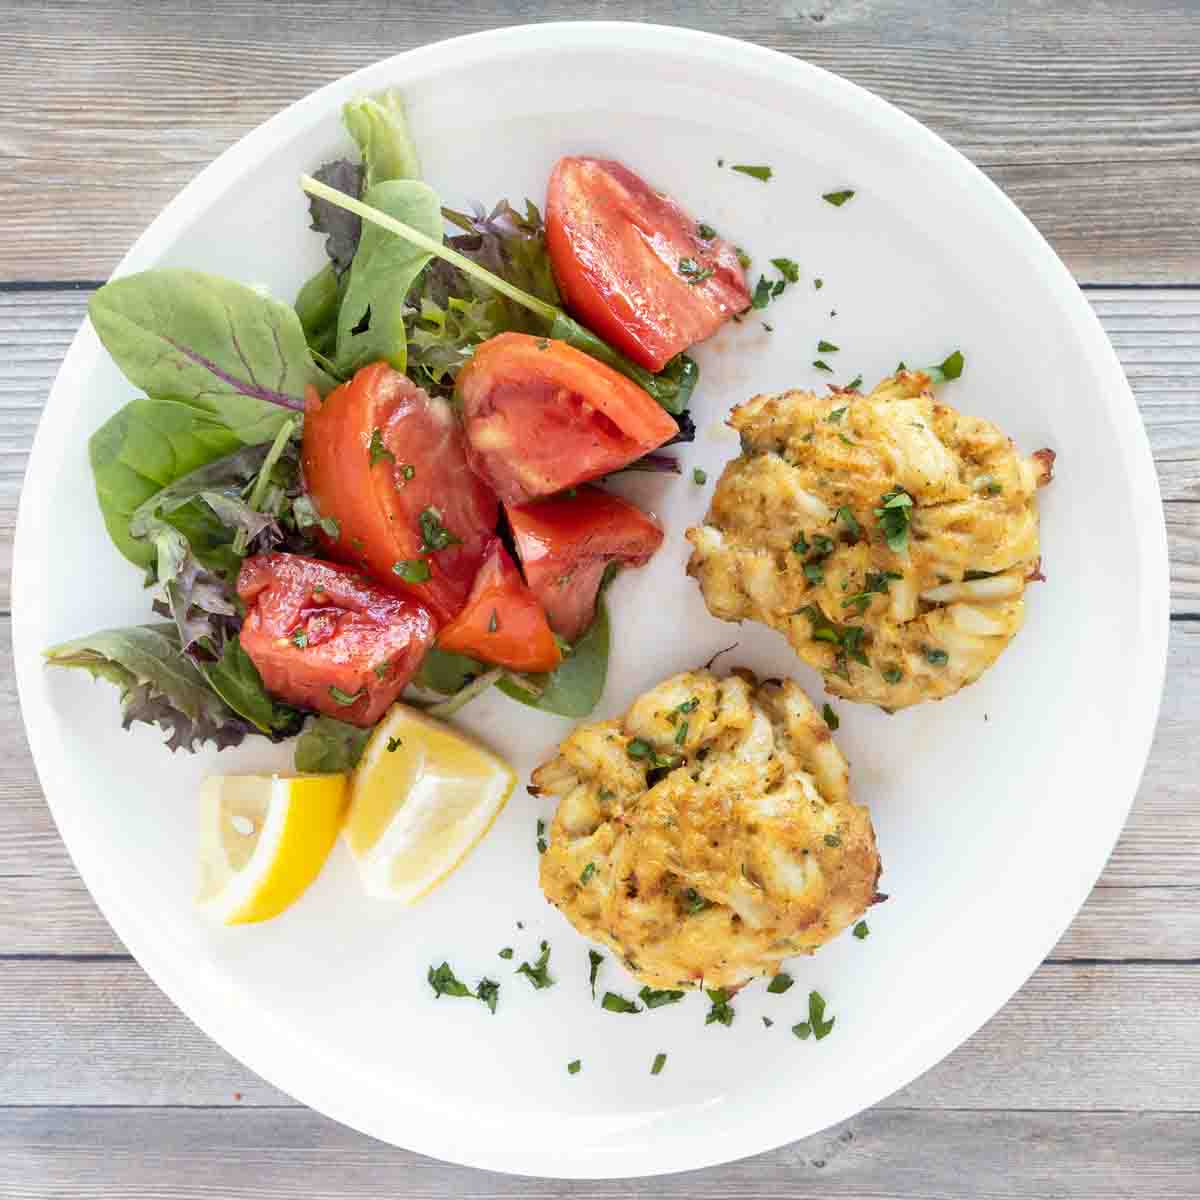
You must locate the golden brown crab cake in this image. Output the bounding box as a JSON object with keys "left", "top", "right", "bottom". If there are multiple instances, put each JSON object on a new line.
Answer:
{"left": 535, "top": 669, "right": 881, "bottom": 992}
{"left": 686, "top": 371, "right": 1054, "bottom": 709}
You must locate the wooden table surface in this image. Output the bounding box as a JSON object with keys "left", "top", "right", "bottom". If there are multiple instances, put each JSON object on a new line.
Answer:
{"left": 2, "top": 2, "right": 1198, "bottom": 1196}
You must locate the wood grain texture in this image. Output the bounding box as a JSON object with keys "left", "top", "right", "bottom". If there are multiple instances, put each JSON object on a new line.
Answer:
{"left": 3, "top": 288, "right": 1198, "bottom": 611}
{"left": 2, "top": 959, "right": 1197, "bottom": 1111}
{"left": 2, "top": 1107, "right": 1198, "bottom": 1200}
{"left": 2, "top": 0, "right": 1200, "bottom": 280}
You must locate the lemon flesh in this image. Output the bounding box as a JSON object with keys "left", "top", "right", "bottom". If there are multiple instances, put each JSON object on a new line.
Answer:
{"left": 197, "top": 774, "right": 348, "bottom": 924}
{"left": 345, "top": 705, "right": 515, "bottom": 902}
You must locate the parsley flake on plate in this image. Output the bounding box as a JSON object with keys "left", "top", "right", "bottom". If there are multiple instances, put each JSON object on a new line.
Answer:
{"left": 822, "top": 189, "right": 855, "bottom": 207}
{"left": 821, "top": 703, "right": 839, "bottom": 731}
{"left": 853, "top": 921, "right": 870, "bottom": 940}
{"left": 651, "top": 1052, "right": 668, "bottom": 1076}
{"left": 367, "top": 427, "right": 394, "bottom": 467}
{"left": 731, "top": 163, "right": 773, "bottom": 182}
{"left": 767, "top": 972, "right": 794, "bottom": 994}
{"left": 516, "top": 940, "right": 554, "bottom": 990}
{"left": 393, "top": 558, "right": 431, "bottom": 583}
{"left": 639, "top": 986, "right": 685, "bottom": 1009}
{"left": 601, "top": 991, "right": 643, "bottom": 1014}
{"left": 705, "top": 988, "right": 735, "bottom": 1026}
{"left": 588, "top": 948, "right": 604, "bottom": 998}
{"left": 417, "top": 506, "right": 461, "bottom": 553}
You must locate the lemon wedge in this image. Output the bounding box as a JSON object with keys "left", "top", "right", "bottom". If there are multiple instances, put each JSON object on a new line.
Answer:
{"left": 345, "top": 704, "right": 515, "bottom": 902}
{"left": 197, "top": 774, "right": 348, "bottom": 924}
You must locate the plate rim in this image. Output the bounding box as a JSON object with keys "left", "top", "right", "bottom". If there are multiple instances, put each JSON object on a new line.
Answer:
{"left": 12, "top": 20, "right": 1170, "bottom": 1179}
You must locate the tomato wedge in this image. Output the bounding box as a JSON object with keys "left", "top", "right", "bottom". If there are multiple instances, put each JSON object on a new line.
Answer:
{"left": 455, "top": 332, "right": 678, "bottom": 506}
{"left": 237, "top": 553, "right": 436, "bottom": 727}
{"left": 546, "top": 156, "right": 751, "bottom": 372}
{"left": 301, "top": 362, "right": 499, "bottom": 623}
{"left": 508, "top": 486, "right": 664, "bottom": 641}
{"left": 436, "top": 538, "right": 561, "bottom": 673}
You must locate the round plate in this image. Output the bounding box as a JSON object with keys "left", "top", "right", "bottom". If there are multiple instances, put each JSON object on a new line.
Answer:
{"left": 13, "top": 22, "right": 1168, "bottom": 1179}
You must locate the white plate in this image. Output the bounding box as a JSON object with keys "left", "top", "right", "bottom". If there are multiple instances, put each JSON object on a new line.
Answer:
{"left": 13, "top": 22, "right": 1168, "bottom": 1179}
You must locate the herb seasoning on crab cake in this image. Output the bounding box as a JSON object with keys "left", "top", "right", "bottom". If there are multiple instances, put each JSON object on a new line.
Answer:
{"left": 686, "top": 370, "right": 1054, "bottom": 709}
{"left": 534, "top": 668, "right": 881, "bottom": 992}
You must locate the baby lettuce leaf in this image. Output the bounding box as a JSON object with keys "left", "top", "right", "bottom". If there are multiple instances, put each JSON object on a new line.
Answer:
{"left": 88, "top": 269, "right": 336, "bottom": 440}
{"left": 336, "top": 179, "right": 442, "bottom": 376}
{"left": 295, "top": 261, "right": 345, "bottom": 359}
{"left": 414, "top": 647, "right": 485, "bottom": 695}
{"left": 498, "top": 600, "right": 610, "bottom": 719}
{"left": 201, "top": 637, "right": 302, "bottom": 738}
{"left": 343, "top": 89, "right": 421, "bottom": 190}
{"left": 307, "top": 159, "right": 364, "bottom": 277}
{"left": 89, "top": 398, "right": 245, "bottom": 568}
{"left": 44, "top": 624, "right": 248, "bottom": 752}
{"left": 294, "top": 715, "right": 372, "bottom": 773}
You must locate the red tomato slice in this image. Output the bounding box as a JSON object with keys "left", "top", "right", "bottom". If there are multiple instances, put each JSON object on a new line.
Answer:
{"left": 455, "top": 332, "right": 678, "bottom": 506}
{"left": 238, "top": 553, "right": 436, "bottom": 727}
{"left": 436, "top": 538, "right": 561, "bottom": 673}
{"left": 301, "top": 362, "right": 499, "bottom": 624}
{"left": 507, "top": 486, "right": 664, "bottom": 641}
{"left": 546, "top": 156, "right": 751, "bottom": 372}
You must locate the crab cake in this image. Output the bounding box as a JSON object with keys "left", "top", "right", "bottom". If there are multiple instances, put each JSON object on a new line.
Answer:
{"left": 686, "top": 371, "right": 1054, "bottom": 709}
{"left": 535, "top": 669, "right": 881, "bottom": 992}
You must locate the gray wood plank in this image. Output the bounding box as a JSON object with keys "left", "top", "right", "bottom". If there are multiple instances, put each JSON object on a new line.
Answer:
{"left": 1, "top": 959, "right": 1197, "bottom": 1111}
{"left": 2, "top": 0, "right": 1200, "bottom": 280}
{"left": 1, "top": 1106, "right": 1197, "bottom": 1199}
{"left": 2, "top": 288, "right": 1198, "bottom": 611}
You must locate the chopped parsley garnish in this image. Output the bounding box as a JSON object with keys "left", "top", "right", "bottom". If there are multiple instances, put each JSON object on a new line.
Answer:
{"left": 417, "top": 507, "right": 461, "bottom": 553}
{"left": 924, "top": 647, "right": 949, "bottom": 666}
{"left": 771, "top": 257, "right": 800, "bottom": 282}
{"left": 638, "top": 986, "right": 685, "bottom": 1009}
{"left": 803, "top": 561, "right": 825, "bottom": 586}
{"left": 824, "top": 833, "right": 842, "bottom": 847}
{"left": 735, "top": 246, "right": 751, "bottom": 269}
{"left": 822, "top": 189, "right": 855, "bottom": 207}
{"left": 588, "top": 949, "right": 604, "bottom": 998}
{"left": 516, "top": 941, "right": 554, "bottom": 990}
{"left": 697, "top": 222, "right": 717, "bottom": 240}
{"left": 487, "top": 609, "right": 499, "bottom": 634}
{"left": 683, "top": 888, "right": 711, "bottom": 914}
{"left": 386, "top": 736, "right": 402, "bottom": 752}
{"left": 627, "top": 739, "right": 681, "bottom": 771}
{"left": 875, "top": 488, "right": 914, "bottom": 554}
{"left": 767, "top": 972, "right": 794, "bottom": 995}
{"left": 853, "top": 921, "right": 870, "bottom": 940}
{"left": 811, "top": 534, "right": 834, "bottom": 557}
{"left": 651, "top": 1052, "right": 668, "bottom": 1076}
{"left": 476, "top": 978, "right": 499, "bottom": 1014}
{"left": 800, "top": 605, "right": 869, "bottom": 670}
{"left": 814, "top": 278, "right": 824, "bottom": 289}
{"left": 751, "top": 276, "right": 773, "bottom": 309}
{"left": 821, "top": 702, "right": 839, "bottom": 730}
{"left": 927, "top": 349, "right": 965, "bottom": 383}
{"left": 847, "top": 374, "right": 863, "bottom": 391}
{"left": 763, "top": 322, "right": 773, "bottom": 333}
{"left": 827, "top": 406, "right": 847, "bottom": 423}
{"left": 536, "top": 818, "right": 547, "bottom": 855}
{"left": 763, "top": 1016, "right": 775, "bottom": 1028}
{"left": 399, "top": 463, "right": 415, "bottom": 482}
{"left": 732, "top": 163, "right": 773, "bottom": 182}
{"left": 896, "top": 360, "right": 908, "bottom": 372}
{"left": 792, "top": 533, "right": 809, "bottom": 555}
{"left": 817, "top": 339, "right": 839, "bottom": 353}
{"left": 580, "top": 862, "right": 597, "bottom": 885}
{"left": 367, "top": 427, "right": 394, "bottom": 467}
{"left": 567, "top": 1059, "right": 581, "bottom": 1075}
{"left": 835, "top": 505, "right": 862, "bottom": 539}
{"left": 678, "top": 257, "right": 715, "bottom": 285}
{"left": 674, "top": 720, "right": 689, "bottom": 746}
{"left": 693, "top": 467, "right": 708, "bottom": 485}
{"left": 964, "top": 568, "right": 999, "bottom": 581}
{"left": 705, "top": 988, "right": 735, "bottom": 1026}
{"left": 792, "top": 990, "right": 836, "bottom": 1040}
{"left": 881, "top": 666, "right": 904, "bottom": 684}
{"left": 290, "top": 627, "right": 308, "bottom": 649}
{"left": 372, "top": 663, "right": 390, "bottom": 681}
{"left": 841, "top": 570, "right": 902, "bottom": 613}
{"left": 499, "top": 947, "right": 514, "bottom": 959}
{"left": 427, "top": 962, "right": 472, "bottom": 999}
{"left": 328, "top": 685, "right": 364, "bottom": 707}
{"left": 601, "top": 991, "right": 643, "bottom": 1014}
{"left": 427, "top": 964, "right": 500, "bottom": 1014}
{"left": 813, "top": 360, "right": 833, "bottom": 372}
{"left": 393, "top": 558, "right": 431, "bottom": 583}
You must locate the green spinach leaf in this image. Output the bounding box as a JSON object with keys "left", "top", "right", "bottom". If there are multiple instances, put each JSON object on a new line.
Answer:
{"left": 88, "top": 398, "right": 244, "bottom": 568}
{"left": 294, "top": 715, "right": 372, "bottom": 773}
{"left": 498, "top": 599, "right": 610, "bottom": 718}
{"left": 200, "top": 637, "right": 300, "bottom": 737}
{"left": 294, "top": 261, "right": 345, "bottom": 358}
{"left": 88, "top": 269, "right": 335, "bottom": 441}
{"left": 336, "top": 180, "right": 442, "bottom": 376}
{"left": 44, "top": 624, "right": 247, "bottom": 751}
